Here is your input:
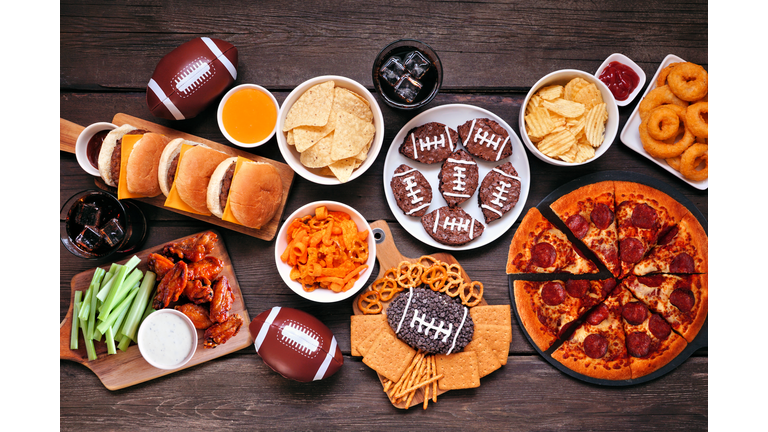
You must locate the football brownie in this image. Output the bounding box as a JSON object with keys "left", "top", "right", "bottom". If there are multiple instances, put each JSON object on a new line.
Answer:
{"left": 458, "top": 118, "right": 513, "bottom": 162}
{"left": 439, "top": 149, "right": 479, "bottom": 207}
{"left": 478, "top": 161, "right": 522, "bottom": 223}
{"left": 421, "top": 206, "right": 484, "bottom": 246}
{"left": 398, "top": 122, "right": 459, "bottom": 164}
{"left": 391, "top": 164, "right": 433, "bottom": 217}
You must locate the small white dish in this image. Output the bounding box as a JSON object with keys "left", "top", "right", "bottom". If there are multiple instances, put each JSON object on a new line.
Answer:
{"left": 519, "top": 69, "right": 619, "bottom": 167}
{"left": 276, "top": 75, "right": 385, "bottom": 185}
{"left": 274, "top": 200, "right": 376, "bottom": 303}
{"left": 217, "top": 83, "right": 279, "bottom": 148}
{"left": 138, "top": 309, "right": 198, "bottom": 370}
{"left": 595, "top": 53, "right": 647, "bottom": 107}
{"left": 75, "top": 122, "right": 117, "bottom": 176}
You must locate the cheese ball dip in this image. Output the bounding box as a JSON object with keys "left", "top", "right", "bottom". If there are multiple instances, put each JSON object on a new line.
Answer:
{"left": 218, "top": 84, "right": 279, "bottom": 147}
{"left": 138, "top": 309, "right": 197, "bottom": 370}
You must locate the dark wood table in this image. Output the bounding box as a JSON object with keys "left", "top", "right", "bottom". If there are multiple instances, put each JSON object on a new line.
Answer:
{"left": 60, "top": 1, "right": 708, "bottom": 430}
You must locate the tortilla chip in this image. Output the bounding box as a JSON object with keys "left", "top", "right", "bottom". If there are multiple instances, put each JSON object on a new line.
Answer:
{"left": 283, "top": 81, "right": 335, "bottom": 131}
{"left": 330, "top": 111, "right": 376, "bottom": 161}
{"left": 299, "top": 132, "right": 335, "bottom": 168}
{"left": 329, "top": 157, "right": 360, "bottom": 183}
{"left": 333, "top": 88, "right": 373, "bottom": 122}
{"left": 293, "top": 109, "right": 337, "bottom": 152}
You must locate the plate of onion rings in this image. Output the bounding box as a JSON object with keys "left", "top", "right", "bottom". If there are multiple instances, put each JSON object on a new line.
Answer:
{"left": 620, "top": 54, "right": 708, "bottom": 190}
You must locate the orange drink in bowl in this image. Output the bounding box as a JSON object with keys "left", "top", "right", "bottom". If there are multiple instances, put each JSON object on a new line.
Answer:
{"left": 218, "top": 84, "right": 279, "bottom": 147}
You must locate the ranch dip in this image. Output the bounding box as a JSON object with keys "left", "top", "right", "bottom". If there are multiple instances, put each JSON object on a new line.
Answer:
{"left": 139, "top": 310, "right": 196, "bottom": 369}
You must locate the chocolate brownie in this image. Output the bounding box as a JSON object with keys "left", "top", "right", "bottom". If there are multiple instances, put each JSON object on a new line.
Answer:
{"left": 398, "top": 122, "right": 458, "bottom": 164}
{"left": 421, "top": 206, "right": 484, "bottom": 246}
{"left": 478, "top": 161, "right": 522, "bottom": 223}
{"left": 458, "top": 118, "right": 513, "bottom": 162}
{"left": 391, "top": 164, "right": 432, "bottom": 217}
{"left": 438, "top": 149, "right": 479, "bottom": 207}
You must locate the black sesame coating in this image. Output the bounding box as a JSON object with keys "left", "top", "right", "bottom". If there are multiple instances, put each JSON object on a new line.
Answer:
{"left": 385, "top": 287, "right": 474, "bottom": 354}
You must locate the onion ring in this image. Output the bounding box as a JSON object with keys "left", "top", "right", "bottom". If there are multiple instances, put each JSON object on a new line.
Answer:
{"left": 646, "top": 105, "right": 681, "bottom": 140}
{"left": 639, "top": 106, "right": 694, "bottom": 158}
{"left": 638, "top": 85, "right": 688, "bottom": 121}
{"left": 655, "top": 62, "right": 681, "bottom": 87}
{"left": 685, "top": 101, "right": 708, "bottom": 138}
{"left": 666, "top": 155, "right": 681, "bottom": 171}
{"left": 679, "top": 143, "right": 708, "bottom": 181}
{"left": 667, "top": 62, "right": 708, "bottom": 101}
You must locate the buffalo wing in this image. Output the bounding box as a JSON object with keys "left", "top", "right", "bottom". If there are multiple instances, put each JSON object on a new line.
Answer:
{"left": 175, "top": 303, "right": 214, "bottom": 330}
{"left": 163, "top": 231, "right": 218, "bottom": 263}
{"left": 152, "top": 261, "right": 188, "bottom": 309}
{"left": 187, "top": 256, "right": 224, "bottom": 281}
{"left": 147, "top": 253, "right": 175, "bottom": 280}
{"left": 209, "top": 276, "right": 234, "bottom": 323}
{"left": 203, "top": 313, "right": 243, "bottom": 348}
{"left": 184, "top": 278, "right": 214, "bottom": 304}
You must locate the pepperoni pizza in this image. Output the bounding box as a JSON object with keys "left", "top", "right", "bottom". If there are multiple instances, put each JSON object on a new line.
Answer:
{"left": 508, "top": 180, "right": 707, "bottom": 381}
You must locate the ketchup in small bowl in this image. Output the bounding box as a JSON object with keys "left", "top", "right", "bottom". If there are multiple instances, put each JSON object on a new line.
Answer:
{"left": 598, "top": 61, "right": 639, "bottom": 101}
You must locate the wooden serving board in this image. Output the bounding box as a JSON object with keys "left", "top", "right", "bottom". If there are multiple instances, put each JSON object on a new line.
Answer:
{"left": 59, "top": 230, "right": 253, "bottom": 391}
{"left": 59, "top": 115, "right": 295, "bottom": 241}
{"left": 353, "top": 220, "right": 488, "bottom": 409}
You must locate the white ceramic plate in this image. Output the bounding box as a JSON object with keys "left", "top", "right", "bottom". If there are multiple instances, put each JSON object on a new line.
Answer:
{"left": 620, "top": 54, "right": 708, "bottom": 190}
{"left": 383, "top": 104, "right": 530, "bottom": 250}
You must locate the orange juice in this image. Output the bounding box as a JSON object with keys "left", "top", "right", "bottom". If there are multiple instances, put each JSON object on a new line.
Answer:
{"left": 221, "top": 88, "right": 277, "bottom": 144}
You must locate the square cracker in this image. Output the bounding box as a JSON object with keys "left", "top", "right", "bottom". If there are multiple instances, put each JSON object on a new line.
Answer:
{"left": 465, "top": 324, "right": 510, "bottom": 368}
{"left": 470, "top": 305, "right": 512, "bottom": 328}
{"left": 435, "top": 351, "right": 480, "bottom": 390}
{"left": 362, "top": 330, "right": 416, "bottom": 382}
{"left": 350, "top": 314, "right": 388, "bottom": 357}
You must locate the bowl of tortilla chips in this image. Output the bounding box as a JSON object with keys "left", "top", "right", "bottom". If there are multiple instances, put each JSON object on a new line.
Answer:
{"left": 277, "top": 76, "right": 385, "bottom": 185}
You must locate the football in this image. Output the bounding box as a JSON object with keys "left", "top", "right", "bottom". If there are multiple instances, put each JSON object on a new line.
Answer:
{"left": 391, "top": 164, "right": 432, "bottom": 217}
{"left": 439, "top": 149, "right": 479, "bottom": 207}
{"left": 398, "top": 122, "right": 459, "bottom": 164}
{"left": 421, "top": 205, "right": 485, "bottom": 246}
{"left": 146, "top": 37, "right": 238, "bottom": 120}
{"left": 249, "top": 306, "right": 343, "bottom": 382}
{"left": 478, "top": 161, "right": 522, "bottom": 223}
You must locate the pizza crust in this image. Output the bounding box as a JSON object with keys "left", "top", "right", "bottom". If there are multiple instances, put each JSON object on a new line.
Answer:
{"left": 513, "top": 281, "right": 558, "bottom": 351}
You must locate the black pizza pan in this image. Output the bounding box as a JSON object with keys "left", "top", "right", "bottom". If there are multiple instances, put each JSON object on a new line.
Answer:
{"left": 507, "top": 170, "right": 708, "bottom": 386}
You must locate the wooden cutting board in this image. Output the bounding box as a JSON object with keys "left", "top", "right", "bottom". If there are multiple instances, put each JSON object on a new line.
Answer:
{"left": 352, "top": 220, "right": 488, "bottom": 409}
{"left": 59, "top": 115, "right": 295, "bottom": 241}
{"left": 59, "top": 230, "right": 253, "bottom": 391}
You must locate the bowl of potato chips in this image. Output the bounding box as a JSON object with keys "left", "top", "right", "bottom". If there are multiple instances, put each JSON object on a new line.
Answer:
{"left": 277, "top": 76, "right": 384, "bottom": 184}
{"left": 519, "top": 69, "right": 619, "bottom": 166}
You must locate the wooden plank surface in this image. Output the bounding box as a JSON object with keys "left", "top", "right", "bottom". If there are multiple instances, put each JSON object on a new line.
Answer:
{"left": 59, "top": 0, "right": 710, "bottom": 430}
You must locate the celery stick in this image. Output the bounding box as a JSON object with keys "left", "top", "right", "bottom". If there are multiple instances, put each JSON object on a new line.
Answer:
{"left": 98, "top": 264, "right": 128, "bottom": 315}
{"left": 84, "top": 336, "right": 97, "bottom": 361}
{"left": 96, "top": 286, "right": 139, "bottom": 335}
{"left": 112, "top": 298, "right": 134, "bottom": 340}
{"left": 86, "top": 272, "right": 102, "bottom": 340}
{"left": 141, "top": 301, "right": 156, "bottom": 321}
{"left": 121, "top": 271, "right": 157, "bottom": 343}
{"left": 70, "top": 291, "right": 83, "bottom": 350}
{"left": 96, "top": 273, "right": 117, "bottom": 303}
{"left": 77, "top": 287, "right": 92, "bottom": 321}
{"left": 105, "top": 326, "right": 117, "bottom": 355}
{"left": 78, "top": 268, "right": 105, "bottom": 320}
{"left": 99, "top": 267, "right": 143, "bottom": 319}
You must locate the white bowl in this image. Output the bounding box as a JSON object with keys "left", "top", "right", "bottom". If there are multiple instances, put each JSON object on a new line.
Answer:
{"left": 276, "top": 75, "right": 385, "bottom": 185}
{"left": 217, "top": 83, "right": 280, "bottom": 148}
{"left": 138, "top": 309, "right": 198, "bottom": 370}
{"left": 274, "top": 201, "right": 376, "bottom": 303}
{"left": 519, "top": 69, "right": 619, "bottom": 166}
{"left": 75, "top": 122, "right": 117, "bottom": 176}
{"left": 595, "top": 53, "right": 647, "bottom": 107}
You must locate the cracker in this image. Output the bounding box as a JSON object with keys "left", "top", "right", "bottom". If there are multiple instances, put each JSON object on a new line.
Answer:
{"left": 350, "top": 314, "right": 388, "bottom": 357}
{"left": 469, "top": 305, "right": 512, "bottom": 328}
{"left": 358, "top": 319, "right": 395, "bottom": 357}
{"left": 362, "top": 330, "right": 416, "bottom": 382}
{"left": 462, "top": 328, "right": 503, "bottom": 377}
{"left": 470, "top": 324, "right": 511, "bottom": 366}
{"left": 434, "top": 351, "right": 480, "bottom": 390}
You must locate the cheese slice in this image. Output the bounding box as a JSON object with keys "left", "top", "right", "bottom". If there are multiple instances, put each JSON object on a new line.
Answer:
{"left": 117, "top": 134, "right": 146, "bottom": 200}
{"left": 221, "top": 156, "right": 249, "bottom": 226}
{"left": 163, "top": 143, "right": 211, "bottom": 215}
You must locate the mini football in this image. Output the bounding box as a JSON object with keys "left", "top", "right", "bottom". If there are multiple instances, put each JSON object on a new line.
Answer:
{"left": 391, "top": 163, "right": 432, "bottom": 217}
{"left": 458, "top": 118, "right": 513, "bottom": 162}
{"left": 421, "top": 205, "right": 485, "bottom": 246}
{"left": 478, "top": 161, "right": 522, "bottom": 223}
{"left": 398, "top": 122, "right": 459, "bottom": 164}
{"left": 439, "top": 149, "right": 478, "bottom": 207}
{"left": 146, "top": 37, "right": 238, "bottom": 120}
{"left": 249, "top": 306, "right": 343, "bottom": 382}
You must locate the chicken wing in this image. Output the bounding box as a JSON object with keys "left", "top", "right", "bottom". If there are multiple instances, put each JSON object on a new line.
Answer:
{"left": 184, "top": 278, "right": 214, "bottom": 304}
{"left": 152, "top": 261, "right": 188, "bottom": 309}
{"left": 175, "top": 303, "right": 214, "bottom": 330}
{"left": 147, "top": 253, "right": 175, "bottom": 280}
{"left": 162, "top": 231, "right": 218, "bottom": 262}
{"left": 187, "top": 256, "right": 224, "bottom": 281}
{"left": 209, "top": 276, "right": 234, "bottom": 323}
{"left": 203, "top": 313, "right": 243, "bottom": 348}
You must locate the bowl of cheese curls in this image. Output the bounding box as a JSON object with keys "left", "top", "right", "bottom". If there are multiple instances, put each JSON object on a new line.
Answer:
{"left": 520, "top": 69, "right": 619, "bottom": 166}
{"left": 275, "top": 201, "right": 376, "bottom": 303}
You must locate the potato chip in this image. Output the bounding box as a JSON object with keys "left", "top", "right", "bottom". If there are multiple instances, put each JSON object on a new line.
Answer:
{"left": 330, "top": 110, "right": 376, "bottom": 161}
{"left": 572, "top": 83, "right": 603, "bottom": 111}
{"left": 584, "top": 102, "right": 607, "bottom": 147}
{"left": 541, "top": 98, "right": 585, "bottom": 118}
{"left": 283, "top": 81, "right": 335, "bottom": 131}
{"left": 574, "top": 141, "right": 596, "bottom": 163}
{"left": 526, "top": 94, "right": 542, "bottom": 114}
{"left": 333, "top": 88, "right": 373, "bottom": 122}
{"left": 563, "top": 77, "right": 590, "bottom": 101}
{"left": 536, "top": 127, "right": 576, "bottom": 157}
{"left": 537, "top": 85, "right": 563, "bottom": 100}
{"left": 524, "top": 106, "right": 554, "bottom": 142}
{"left": 566, "top": 116, "right": 585, "bottom": 139}
{"left": 558, "top": 139, "right": 580, "bottom": 163}
{"left": 299, "top": 132, "right": 335, "bottom": 168}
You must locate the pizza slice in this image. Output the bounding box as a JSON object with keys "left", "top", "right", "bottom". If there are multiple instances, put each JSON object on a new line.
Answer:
{"left": 506, "top": 207, "right": 599, "bottom": 274}
{"left": 632, "top": 212, "right": 708, "bottom": 275}
{"left": 550, "top": 181, "right": 620, "bottom": 277}
{"left": 622, "top": 274, "right": 708, "bottom": 343}
{"left": 616, "top": 282, "right": 687, "bottom": 379}
{"left": 614, "top": 181, "right": 688, "bottom": 278}
{"left": 551, "top": 284, "right": 631, "bottom": 380}
{"left": 513, "top": 279, "right": 615, "bottom": 351}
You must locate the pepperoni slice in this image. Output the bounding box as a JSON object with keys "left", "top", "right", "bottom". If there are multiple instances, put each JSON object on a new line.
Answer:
{"left": 583, "top": 333, "right": 609, "bottom": 359}
{"left": 622, "top": 302, "right": 648, "bottom": 325}
{"left": 557, "top": 321, "right": 576, "bottom": 339}
{"left": 600, "top": 279, "right": 617, "bottom": 296}
{"left": 657, "top": 225, "right": 679, "bottom": 245}
{"left": 541, "top": 281, "right": 566, "bottom": 306}
{"left": 638, "top": 274, "right": 665, "bottom": 287}
{"left": 565, "top": 280, "right": 589, "bottom": 298}
{"left": 530, "top": 242, "right": 556, "bottom": 268}
{"left": 626, "top": 331, "right": 651, "bottom": 357}
{"left": 669, "top": 253, "right": 695, "bottom": 273}
{"left": 586, "top": 304, "right": 609, "bottom": 325}
{"left": 591, "top": 203, "right": 614, "bottom": 230}
{"left": 566, "top": 214, "right": 589, "bottom": 239}
{"left": 631, "top": 203, "right": 658, "bottom": 229}
{"left": 669, "top": 288, "right": 695, "bottom": 312}
{"left": 648, "top": 313, "right": 671, "bottom": 340}
{"left": 619, "top": 237, "right": 645, "bottom": 263}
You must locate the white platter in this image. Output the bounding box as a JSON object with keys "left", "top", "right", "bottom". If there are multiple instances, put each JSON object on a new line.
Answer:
{"left": 619, "top": 54, "right": 708, "bottom": 190}
{"left": 383, "top": 104, "right": 530, "bottom": 250}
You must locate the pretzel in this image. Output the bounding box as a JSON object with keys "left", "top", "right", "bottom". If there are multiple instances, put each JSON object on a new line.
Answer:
{"left": 417, "top": 255, "right": 440, "bottom": 268}
{"left": 357, "top": 289, "right": 382, "bottom": 314}
{"left": 421, "top": 265, "right": 448, "bottom": 292}
{"left": 373, "top": 277, "right": 402, "bottom": 301}
{"left": 396, "top": 261, "right": 423, "bottom": 288}
{"left": 442, "top": 275, "right": 464, "bottom": 298}
{"left": 460, "top": 280, "right": 484, "bottom": 307}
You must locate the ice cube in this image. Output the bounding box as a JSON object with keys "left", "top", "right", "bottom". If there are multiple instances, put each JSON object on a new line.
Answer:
{"left": 75, "top": 226, "right": 103, "bottom": 252}
{"left": 394, "top": 75, "right": 423, "bottom": 103}
{"left": 99, "top": 218, "right": 125, "bottom": 247}
{"left": 404, "top": 50, "right": 431, "bottom": 79}
{"left": 74, "top": 202, "right": 101, "bottom": 227}
{"left": 379, "top": 56, "right": 405, "bottom": 87}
